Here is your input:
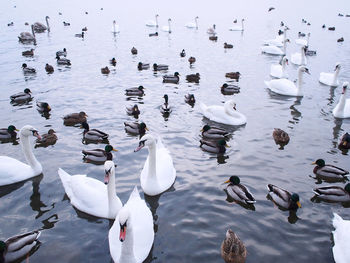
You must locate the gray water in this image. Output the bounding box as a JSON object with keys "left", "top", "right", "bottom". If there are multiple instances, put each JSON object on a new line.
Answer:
{"left": 1, "top": 0, "right": 350, "bottom": 262}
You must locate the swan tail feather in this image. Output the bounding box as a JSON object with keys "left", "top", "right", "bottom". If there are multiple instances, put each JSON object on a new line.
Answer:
{"left": 129, "top": 186, "right": 141, "bottom": 201}
{"left": 58, "top": 168, "right": 73, "bottom": 197}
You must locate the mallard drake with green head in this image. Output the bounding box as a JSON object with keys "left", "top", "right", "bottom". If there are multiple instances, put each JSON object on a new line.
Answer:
{"left": 82, "top": 144, "right": 117, "bottom": 163}
{"left": 125, "top": 86, "right": 145, "bottom": 96}
{"left": 180, "top": 49, "right": 186, "bottom": 57}
{"left": 126, "top": 104, "right": 140, "bottom": 116}
{"left": 163, "top": 72, "right": 180, "bottom": 84}
{"left": 224, "top": 176, "right": 256, "bottom": 204}
{"left": 0, "top": 125, "right": 18, "bottom": 140}
{"left": 81, "top": 121, "right": 109, "bottom": 142}
{"left": 201, "top": 125, "right": 229, "bottom": 140}
{"left": 312, "top": 159, "right": 349, "bottom": 181}
{"left": 339, "top": 132, "right": 350, "bottom": 149}
{"left": 186, "top": 73, "right": 200, "bottom": 83}
{"left": 267, "top": 184, "right": 301, "bottom": 210}
{"left": 138, "top": 62, "right": 150, "bottom": 70}
{"left": 221, "top": 229, "right": 247, "bottom": 263}
{"left": 124, "top": 122, "right": 148, "bottom": 136}
{"left": 185, "top": 94, "right": 196, "bottom": 105}
{"left": 63, "top": 111, "right": 87, "bottom": 126}
{"left": 35, "top": 129, "right": 57, "bottom": 147}
{"left": 161, "top": 94, "right": 172, "bottom": 114}
{"left": 200, "top": 139, "right": 228, "bottom": 153}
{"left": 153, "top": 63, "right": 169, "bottom": 71}
{"left": 221, "top": 83, "right": 240, "bottom": 95}
{"left": 56, "top": 55, "right": 71, "bottom": 65}
{"left": 22, "top": 63, "right": 36, "bottom": 74}
{"left": 10, "top": 88, "right": 32, "bottom": 103}
{"left": 36, "top": 102, "right": 51, "bottom": 113}
{"left": 56, "top": 48, "right": 67, "bottom": 57}
{"left": 313, "top": 183, "right": 350, "bottom": 202}
{"left": 110, "top": 57, "right": 116, "bottom": 66}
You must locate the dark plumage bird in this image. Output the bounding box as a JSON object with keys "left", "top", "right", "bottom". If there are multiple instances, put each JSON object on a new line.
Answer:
{"left": 75, "top": 31, "right": 84, "bottom": 38}
{"left": 268, "top": 7, "right": 275, "bottom": 12}
{"left": 184, "top": 94, "right": 196, "bottom": 105}
{"left": 163, "top": 72, "right": 180, "bottom": 84}
{"left": 82, "top": 144, "right": 117, "bottom": 163}
{"left": 337, "top": 37, "right": 344, "bottom": 42}
{"left": 7, "top": 22, "right": 14, "bottom": 26}
{"left": 36, "top": 102, "right": 51, "bottom": 113}
{"left": 322, "top": 24, "right": 326, "bottom": 28}
{"left": 225, "top": 72, "right": 240, "bottom": 80}
{"left": 35, "top": 129, "right": 57, "bottom": 147}
{"left": 126, "top": 104, "right": 140, "bottom": 117}
{"left": 186, "top": 73, "right": 200, "bottom": 83}
{"left": 280, "top": 21, "right": 284, "bottom": 26}
{"left": 125, "top": 86, "right": 145, "bottom": 96}
{"left": 63, "top": 21, "right": 70, "bottom": 26}
{"left": 101, "top": 66, "right": 110, "bottom": 74}
{"left": 63, "top": 111, "right": 87, "bottom": 126}
{"left": 221, "top": 229, "right": 247, "bottom": 263}
{"left": 56, "top": 55, "right": 71, "bottom": 65}
{"left": 131, "top": 47, "right": 138, "bottom": 55}
{"left": 22, "top": 63, "right": 36, "bottom": 73}
{"left": 224, "top": 176, "right": 256, "bottom": 204}
{"left": 328, "top": 27, "right": 335, "bottom": 31}
{"left": 81, "top": 121, "right": 109, "bottom": 142}
{"left": 298, "top": 32, "right": 306, "bottom": 37}
{"left": 313, "top": 183, "right": 350, "bottom": 203}
{"left": 138, "top": 62, "right": 150, "bottom": 70}
{"left": 180, "top": 49, "right": 186, "bottom": 57}
{"left": 45, "top": 63, "right": 54, "bottom": 73}
{"left": 56, "top": 48, "right": 67, "bottom": 57}
{"left": 209, "top": 35, "right": 218, "bottom": 41}
{"left": 124, "top": 122, "right": 148, "bottom": 136}
{"left": 153, "top": 63, "right": 169, "bottom": 71}
{"left": 10, "top": 88, "right": 32, "bottom": 103}
{"left": 82, "top": 27, "right": 88, "bottom": 31}
{"left": 110, "top": 58, "right": 117, "bottom": 66}
{"left": 149, "top": 32, "right": 158, "bottom": 37}
{"left": 0, "top": 125, "right": 18, "bottom": 140}
{"left": 267, "top": 184, "right": 301, "bottom": 210}
{"left": 339, "top": 132, "right": 350, "bottom": 149}
{"left": 161, "top": 94, "right": 172, "bottom": 115}
{"left": 22, "top": 49, "right": 34, "bottom": 56}
{"left": 272, "top": 128, "right": 290, "bottom": 145}
{"left": 200, "top": 139, "right": 228, "bottom": 153}
{"left": 201, "top": 125, "right": 229, "bottom": 140}
{"left": 188, "top": 56, "right": 196, "bottom": 64}
{"left": 224, "top": 42, "right": 233, "bottom": 48}
{"left": 221, "top": 83, "right": 240, "bottom": 95}
{"left": 312, "top": 159, "right": 349, "bottom": 181}
{"left": 305, "top": 48, "right": 317, "bottom": 56}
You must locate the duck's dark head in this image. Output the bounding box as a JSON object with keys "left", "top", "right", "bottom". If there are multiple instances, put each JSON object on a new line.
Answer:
{"left": 8, "top": 125, "right": 18, "bottom": 132}
{"left": 24, "top": 88, "right": 31, "bottom": 94}
{"left": 105, "top": 144, "right": 117, "bottom": 153}
{"left": 174, "top": 72, "right": 180, "bottom": 77}
{"left": 81, "top": 121, "right": 89, "bottom": 131}
{"left": 345, "top": 183, "right": 350, "bottom": 193}
{"left": 42, "top": 102, "right": 51, "bottom": 111}
{"left": 163, "top": 94, "right": 169, "bottom": 103}
{"left": 138, "top": 86, "right": 144, "bottom": 91}
{"left": 222, "top": 83, "right": 228, "bottom": 88}
{"left": 312, "top": 159, "right": 325, "bottom": 167}
{"left": 79, "top": 111, "right": 88, "bottom": 118}
{"left": 139, "top": 122, "right": 148, "bottom": 134}
{"left": 22, "top": 63, "right": 27, "bottom": 68}
{"left": 48, "top": 129, "right": 55, "bottom": 134}
{"left": 218, "top": 139, "right": 228, "bottom": 153}
{"left": 291, "top": 193, "right": 301, "bottom": 208}
{"left": 225, "top": 175, "right": 240, "bottom": 185}
{"left": 202, "top": 125, "right": 211, "bottom": 132}
{"left": 0, "top": 240, "right": 6, "bottom": 257}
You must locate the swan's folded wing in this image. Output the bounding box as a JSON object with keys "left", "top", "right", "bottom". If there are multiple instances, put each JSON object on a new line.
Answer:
{"left": 0, "top": 156, "right": 33, "bottom": 185}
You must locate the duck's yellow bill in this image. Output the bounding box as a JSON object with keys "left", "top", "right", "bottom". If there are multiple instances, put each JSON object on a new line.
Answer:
{"left": 311, "top": 162, "right": 316, "bottom": 165}
{"left": 297, "top": 201, "right": 301, "bottom": 208}
{"left": 224, "top": 180, "right": 230, "bottom": 184}
{"left": 112, "top": 148, "right": 118, "bottom": 152}
{"left": 145, "top": 127, "right": 149, "bottom": 131}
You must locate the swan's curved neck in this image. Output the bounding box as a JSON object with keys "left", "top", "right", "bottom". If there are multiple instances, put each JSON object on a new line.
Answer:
{"left": 283, "top": 41, "right": 287, "bottom": 54}
{"left": 297, "top": 69, "right": 304, "bottom": 94}
{"left": 195, "top": 18, "right": 198, "bottom": 29}
{"left": 155, "top": 16, "right": 159, "bottom": 27}
{"left": 20, "top": 133, "right": 42, "bottom": 174}
{"left": 46, "top": 17, "right": 50, "bottom": 32}
{"left": 113, "top": 22, "right": 116, "bottom": 33}
{"left": 337, "top": 89, "right": 347, "bottom": 113}
{"left": 108, "top": 169, "right": 117, "bottom": 218}
{"left": 333, "top": 67, "right": 341, "bottom": 84}
{"left": 168, "top": 20, "right": 171, "bottom": 32}
{"left": 225, "top": 103, "right": 238, "bottom": 117}
{"left": 282, "top": 59, "right": 287, "bottom": 71}
{"left": 147, "top": 142, "right": 157, "bottom": 179}
{"left": 301, "top": 47, "right": 306, "bottom": 65}
{"left": 119, "top": 219, "right": 137, "bottom": 263}
{"left": 241, "top": 20, "right": 244, "bottom": 30}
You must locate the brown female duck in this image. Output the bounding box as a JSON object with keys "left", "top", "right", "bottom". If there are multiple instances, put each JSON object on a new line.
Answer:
{"left": 63, "top": 111, "right": 87, "bottom": 126}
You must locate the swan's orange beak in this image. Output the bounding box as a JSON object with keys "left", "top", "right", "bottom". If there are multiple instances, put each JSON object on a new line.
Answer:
{"left": 119, "top": 226, "right": 127, "bottom": 242}
{"left": 296, "top": 201, "right": 301, "bottom": 208}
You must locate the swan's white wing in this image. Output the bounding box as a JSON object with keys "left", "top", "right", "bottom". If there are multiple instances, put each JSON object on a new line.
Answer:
{"left": 261, "top": 46, "right": 284, "bottom": 55}
{"left": 0, "top": 156, "right": 35, "bottom": 186}
{"left": 270, "top": 64, "right": 283, "bottom": 78}
{"left": 332, "top": 213, "right": 350, "bottom": 263}
{"left": 295, "top": 39, "right": 307, "bottom": 46}
{"left": 319, "top": 72, "right": 338, "bottom": 86}
{"left": 265, "top": 79, "right": 298, "bottom": 96}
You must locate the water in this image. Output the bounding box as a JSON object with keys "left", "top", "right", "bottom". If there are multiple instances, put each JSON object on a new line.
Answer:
{"left": 1, "top": 0, "right": 350, "bottom": 262}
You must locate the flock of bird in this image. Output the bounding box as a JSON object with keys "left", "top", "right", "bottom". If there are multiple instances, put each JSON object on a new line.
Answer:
{"left": 1, "top": 6, "right": 350, "bottom": 263}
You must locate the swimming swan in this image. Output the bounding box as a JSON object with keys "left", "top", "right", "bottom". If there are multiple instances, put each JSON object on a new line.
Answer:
{"left": 270, "top": 56, "right": 289, "bottom": 78}
{"left": 291, "top": 46, "right": 307, "bottom": 65}
{"left": 186, "top": 16, "right": 199, "bottom": 29}
{"left": 162, "top": 18, "right": 172, "bottom": 33}
{"left": 229, "top": 19, "right": 244, "bottom": 31}
{"left": 146, "top": 14, "right": 159, "bottom": 27}
{"left": 262, "top": 39, "right": 289, "bottom": 55}
{"left": 333, "top": 82, "right": 350, "bottom": 119}
{"left": 319, "top": 63, "right": 341, "bottom": 87}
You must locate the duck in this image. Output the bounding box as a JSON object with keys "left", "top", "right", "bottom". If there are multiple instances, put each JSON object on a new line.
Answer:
{"left": 311, "top": 159, "right": 349, "bottom": 180}
{"left": 305, "top": 47, "right": 317, "bottom": 56}
{"left": 328, "top": 27, "right": 335, "bottom": 31}
{"left": 273, "top": 128, "right": 290, "bottom": 145}
{"left": 35, "top": 129, "right": 57, "bottom": 147}
{"left": 126, "top": 104, "right": 140, "bottom": 116}
{"left": 125, "top": 86, "right": 145, "bottom": 96}
{"left": 63, "top": 111, "right": 87, "bottom": 126}
{"left": 56, "top": 55, "right": 71, "bottom": 65}
{"left": 131, "top": 47, "right": 138, "bottom": 55}
{"left": 209, "top": 35, "right": 218, "bottom": 41}
{"left": 225, "top": 72, "right": 240, "bottom": 80}
{"left": 188, "top": 56, "right": 196, "bottom": 65}
{"left": 0, "top": 230, "right": 41, "bottom": 263}
{"left": 180, "top": 49, "right": 186, "bottom": 57}
{"left": 291, "top": 46, "right": 307, "bottom": 65}
{"left": 75, "top": 31, "right": 84, "bottom": 38}
{"left": 270, "top": 56, "right": 289, "bottom": 79}
{"left": 82, "top": 27, "right": 88, "bottom": 31}
{"left": 162, "top": 18, "right": 172, "bottom": 33}
{"left": 186, "top": 73, "right": 200, "bottom": 83}
{"left": 7, "top": 22, "right": 14, "bottom": 26}
{"left": 333, "top": 82, "right": 350, "bottom": 118}
{"left": 63, "top": 21, "right": 70, "bottom": 26}
{"left": 184, "top": 94, "right": 196, "bottom": 105}
{"left": 207, "top": 24, "right": 216, "bottom": 34}
{"left": 229, "top": 19, "right": 244, "bottom": 31}
{"left": 22, "top": 49, "right": 34, "bottom": 56}
{"left": 161, "top": 94, "right": 172, "bottom": 115}
{"left": 101, "top": 66, "right": 110, "bottom": 74}
{"left": 267, "top": 184, "right": 301, "bottom": 210}
{"left": 319, "top": 63, "right": 341, "bottom": 86}
{"left": 200, "top": 139, "right": 228, "bottom": 153}
{"left": 81, "top": 121, "right": 109, "bottom": 142}
{"left": 45, "top": 63, "right": 54, "bottom": 73}
{"left": 56, "top": 48, "right": 67, "bottom": 57}
{"left": 224, "top": 176, "right": 256, "bottom": 204}
{"left": 201, "top": 125, "right": 229, "bottom": 140}
{"left": 200, "top": 100, "right": 247, "bottom": 126}
{"left": 109, "top": 186, "right": 154, "bottom": 262}
{"left": 110, "top": 58, "right": 117, "bottom": 66}
{"left": 313, "top": 184, "right": 350, "bottom": 203}
{"left": 185, "top": 16, "right": 199, "bottom": 29}
{"left": 149, "top": 32, "right": 158, "bottom": 37}
{"left": 145, "top": 14, "right": 159, "bottom": 27}
{"left": 224, "top": 42, "right": 233, "bottom": 48}
{"left": 153, "top": 63, "right": 169, "bottom": 71}
{"left": 221, "top": 83, "right": 240, "bottom": 95}
{"left": 337, "top": 37, "right": 344, "bottom": 43}
{"left": 134, "top": 134, "right": 176, "bottom": 196}
{"left": 0, "top": 125, "right": 18, "bottom": 140}
{"left": 138, "top": 62, "right": 150, "bottom": 70}
{"left": 112, "top": 20, "right": 120, "bottom": 33}
{"left": 58, "top": 160, "right": 122, "bottom": 219}
{"left": 221, "top": 229, "right": 247, "bottom": 263}
{"left": 10, "top": 88, "right": 32, "bottom": 103}
{"left": 22, "top": 63, "right": 36, "bottom": 74}
{"left": 0, "top": 125, "right": 42, "bottom": 186}
{"left": 33, "top": 16, "right": 50, "bottom": 32}
{"left": 261, "top": 38, "right": 289, "bottom": 55}
{"left": 264, "top": 66, "right": 310, "bottom": 97}
{"left": 339, "top": 132, "right": 350, "bottom": 149}
{"left": 332, "top": 213, "right": 350, "bottom": 263}
{"left": 263, "top": 27, "right": 288, "bottom": 47}
{"left": 295, "top": 33, "right": 310, "bottom": 46}
{"left": 82, "top": 145, "right": 117, "bottom": 163}
{"left": 36, "top": 101, "right": 51, "bottom": 113}
{"left": 163, "top": 72, "right": 180, "bottom": 84}
{"left": 124, "top": 122, "right": 148, "bottom": 136}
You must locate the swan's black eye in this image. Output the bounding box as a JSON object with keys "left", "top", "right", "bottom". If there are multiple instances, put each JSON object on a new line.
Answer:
{"left": 120, "top": 222, "right": 127, "bottom": 230}
{"left": 31, "top": 130, "right": 37, "bottom": 135}
{"left": 139, "top": 140, "right": 146, "bottom": 147}
{"left": 105, "top": 167, "right": 112, "bottom": 174}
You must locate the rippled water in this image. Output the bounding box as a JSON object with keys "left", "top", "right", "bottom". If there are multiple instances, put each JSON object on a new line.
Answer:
{"left": 1, "top": 0, "right": 350, "bottom": 262}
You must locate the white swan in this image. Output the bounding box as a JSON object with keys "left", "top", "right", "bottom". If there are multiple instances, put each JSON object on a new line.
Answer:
{"left": 185, "top": 16, "right": 199, "bottom": 29}
{"left": 263, "top": 26, "right": 288, "bottom": 47}
{"left": 146, "top": 14, "right": 159, "bottom": 27}
{"left": 333, "top": 82, "right": 350, "bottom": 119}
{"left": 332, "top": 213, "right": 350, "bottom": 263}
{"left": 265, "top": 66, "right": 309, "bottom": 96}
{"left": 270, "top": 56, "right": 289, "bottom": 78}
{"left": 112, "top": 20, "right": 120, "bottom": 33}
{"left": 18, "top": 25, "right": 36, "bottom": 43}
{"left": 319, "top": 63, "right": 341, "bottom": 86}
{"left": 295, "top": 33, "right": 310, "bottom": 46}
{"left": 200, "top": 100, "right": 247, "bottom": 126}
{"left": 109, "top": 186, "right": 154, "bottom": 263}
{"left": 0, "top": 125, "right": 42, "bottom": 186}
{"left": 262, "top": 39, "right": 289, "bottom": 55}
{"left": 207, "top": 24, "right": 216, "bottom": 34}
{"left": 33, "top": 16, "right": 50, "bottom": 32}
{"left": 58, "top": 160, "right": 122, "bottom": 219}
{"left": 229, "top": 19, "right": 244, "bottom": 31}
{"left": 134, "top": 134, "right": 176, "bottom": 196}
{"left": 162, "top": 18, "right": 172, "bottom": 33}
{"left": 291, "top": 46, "right": 307, "bottom": 65}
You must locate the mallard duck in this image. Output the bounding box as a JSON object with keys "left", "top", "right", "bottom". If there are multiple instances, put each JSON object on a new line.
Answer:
{"left": 337, "top": 37, "right": 344, "bottom": 43}
{"left": 101, "top": 66, "right": 110, "bottom": 74}
{"left": 124, "top": 122, "right": 148, "bottom": 136}
{"left": 22, "top": 63, "right": 36, "bottom": 74}
{"left": 201, "top": 125, "right": 229, "bottom": 140}
{"left": 63, "top": 111, "right": 87, "bottom": 126}
{"left": 313, "top": 184, "right": 350, "bottom": 202}
{"left": 56, "top": 48, "right": 67, "bottom": 57}
{"left": 22, "top": 49, "right": 34, "bottom": 56}
{"left": 186, "top": 73, "right": 200, "bottom": 83}
{"left": 45, "top": 63, "right": 54, "bottom": 73}
{"left": 110, "top": 58, "right": 117, "bottom": 66}
{"left": 82, "top": 27, "right": 88, "bottom": 31}
{"left": 10, "top": 88, "right": 32, "bottom": 103}
{"left": 161, "top": 94, "right": 172, "bottom": 114}
{"left": 273, "top": 128, "right": 290, "bottom": 145}
{"left": 63, "top": 21, "right": 70, "bottom": 26}
{"left": 126, "top": 104, "right": 140, "bottom": 116}
{"left": 125, "top": 86, "right": 145, "bottom": 96}
{"left": 184, "top": 94, "right": 196, "bottom": 105}
{"left": 163, "top": 72, "right": 180, "bottom": 84}
{"left": 305, "top": 46, "right": 317, "bottom": 56}
{"left": 56, "top": 55, "right": 71, "bottom": 65}
{"left": 188, "top": 56, "right": 196, "bottom": 64}
{"left": 131, "top": 47, "right": 138, "bottom": 55}
{"left": 328, "top": 27, "right": 335, "bottom": 31}
{"left": 81, "top": 121, "right": 109, "bottom": 142}
{"left": 153, "top": 63, "right": 169, "bottom": 71}
{"left": 225, "top": 72, "right": 240, "bottom": 80}
{"left": 221, "top": 83, "right": 240, "bottom": 95}
{"left": 0, "top": 125, "right": 18, "bottom": 140}
{"left": 138, "top": 62, "right": 150, "bottom": 70}
{"left": 267, "top": 184, "right": 301, "bottom": 210}
{"left": 339, "top": 132, "right": 350, "bottom": 149}
{"left": 312, "top": 159, "right": 349, "bottom": 180}
{"left": 224, "top": 176, "right": 256, "bottom": 204}
{"left": 209, "top": 35, "right": 218, "bottom": 41}
{"left": 149, "top": 32, "right": 158, "bottom": 37}
{"left": 7, "top": 22, "right": 14, "bottom": 26}
{"left": 36, "top": 102, "right": 51, "bottom": 113}
{"left": 75, "top": 31, "right": 84, "bottom": 38}
{"left": 180, "top": 49, "right": 186, "bottom": 57}
{"left": 224, "top": 42, "right": 233, "bottom": 48}
{"left": 0, "top": 230, "right": 41, "bottom": 263}
{"left": 221, "top": 229, "right": 247, "bottom": 263}
{"left": 82, "top": 144, "right": 117, "bottom": 163}
{"left": 35, "top": 129, "right": 57, "bottom": 147}
{"left": 33, "top": 16, "right": 50, "bottom": 32}
{"left": 200, "top": 139, "right": 228, "bottom": 153}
